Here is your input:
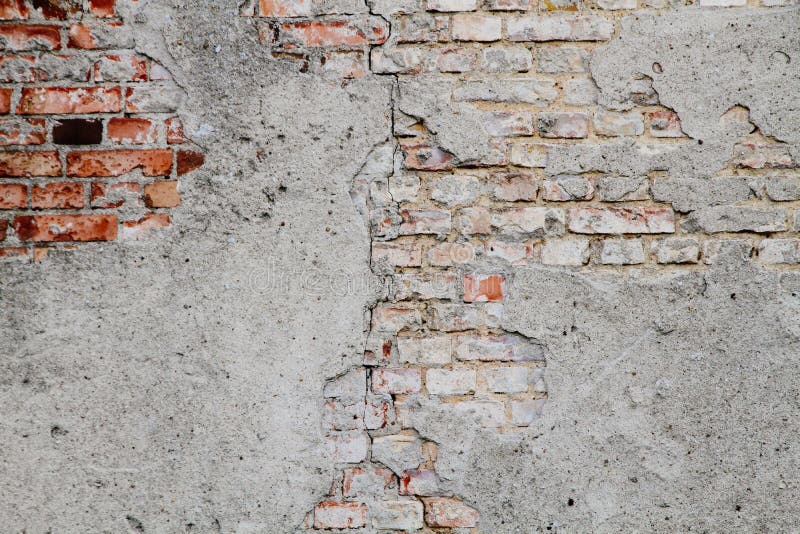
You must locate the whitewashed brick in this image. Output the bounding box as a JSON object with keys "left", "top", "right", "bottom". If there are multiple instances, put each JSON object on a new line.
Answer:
{"left": 481, "top": 45, "right": 532, "bottom": 72}
{"left": 758, "top": 239, "right": 800, "bottom": 264}
{"left": 452, "top": 14, "right": 502, "bottom": 41}
{"left": 426, "top": 369, "right": 477, "bottom": 395}
{"left": 600, "top": 238, "right": 645, "bottom": 265}
{"left": 508, "top": 15, "right": 615, "bottom": 41}
{"left": 651, "top": 238, "right": 700, "bottom": 264}
{"left": 397, "top": 335, "right": 452, "bottom": 366}
{"left": 511, "top": 399, "right": 546, "bottom": 426}
{"left": 541, "top": 238, "right": 591, "bottom": 266}
{"left": 428, "top": 0, "right": 478, "bottom": 10}
{"left": 484, "top": 366, "right": 529, "bottom": 393}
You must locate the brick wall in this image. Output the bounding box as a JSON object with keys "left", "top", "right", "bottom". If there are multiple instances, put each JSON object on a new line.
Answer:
{"left": 245, "top": 0, "right": 799, "bottom": 531}
{"left": 0, "top": 0, "right": 204, "bottom": 261}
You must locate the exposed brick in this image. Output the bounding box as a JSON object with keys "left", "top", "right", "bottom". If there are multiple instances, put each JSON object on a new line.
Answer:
{"left": 371, "top": 303, "right": 422, "bottom": 332}
{"left": 766, "top": 177, "right": 800, "bottom": 201}
{"left": 455, "top": 333, "right": 545, "bottom": 361}
{"left": 507, "top": 15, "right": 615, "bottom": 41}
{"left": 424, "top": 498, "right": 480, "bottom": 527}
{"left": 464, "top": 274, "right": 504, "bottom": 302}
{"left": 372, "top": 241, "right": 423, "bottom": 268}
{"left": 372, "top": 434, "right": 424, "bottom": 474}
{"left": 537, "top": 112, "right": 590, "bottom": 138}
{"left": 257, "top": 0, "right": 312, "bottom": 16}
{"left": 426, "top": 368, "right": 476, "bottom": 395}
{"left": 0, "top": 89, "right": 11, "bottom": 114}
{"left": 758, "top": 239, "right": 800, "bottom": 264}
{"left": 88, "top": 0, "right": 115, "bottom": 17}
{"left": 569, "top": 207, "right": 675, "bottom": 234}
{"left": 0, "top": 118, "right": 46, "bottom": 145}
{"left": 492, "top": 172, "right": 538, "bottom": 201}
{"left": 30, "top": 0, "right": 82, "bottom": 20}
{"left": 541, "top": 175, "right": 594, "bottom": 201}
{"left": 91, "top": 181, "right": 141, "bottom": 208}
{"left": 53, "top": 118, "right": 103, "bottom": 145}
{"left": 427, "top": 242, "right": 476, "bottom": 266}
{"left": 400, "top": 209, "right": 451, "bottom": 236}
{"left": 481, "top": 44, "right": 532, "bottom": 72}
{"left": 483, "top": 111, "right": 535, "bottom": 136}
{"left": 0, "top": 219, "right": 7, "bottom": 240}
{"left": 372, "top": 500, "right": 424, "bottom": 531}
{"left": 165, "top": 117, "right": 186, "bottom": 144}
{"left": 14, "top": 214, "right": 117, "bottom": 242}
{"left": 452, "top": 14, "right": 501, "bottom": 41}
{"left": 108, "top": 118, "right": 157, "bottom": 145}
{"left": 683, "top": 207, "right": 787, "bottom": 234}
{"left": 314, "top": 501, "right": 367, "bottom": 529}
{"left": 599, "top": 238, "right": 645, "bottom": 265}
{"left": 342, "top": 466, "right": 394, "bottom": 497}
{"left": 177, "top": 150, "right": 204, "bottom": 175}
{"left": 594, "top": 110, "right": 644, "bottom": 137}
{"left": 733, "top": 142, "right": 794, "bottom": 169}
{"left": 437, "top": 46, "right": 478, "bottom": 72}
{"left": 400, "top": 469, "right": 439, "bottom": 496}
{"left": 0, "top": 150, "right": 61, "bottom": 177}
{"left": 647, "top": 110, "right": 683, "bottom": 137}
{"left": 326, "top": 432, "right": 369, "bottom": 463}
{"left": 650, "top": 237, "right": 700, "bottom": 264}
{"left": 0, "top": 24, "right": 61, "bottom": 51}
{"left": 428, "top": 0, "right": 478, "bottom": 11}
{"left": 372, "top": 368, "right": 422, "bottom": 394}
{"left": 511, "top": 399, "right": 545, "bottom": 426}
{"left": 0, "top": 183, "right": 26, "bottom": 208}
{"left": 0, "top": 246, "right": 28, "bottom": 259}
{"left": 93, "top": 54, "right": 148, "bottom": 82}
{"left": 483, "top": 366, "right": 528, "bottom": 393}
{"left": 454, "top": 78, "right": 557, "bottom": 106}
{"left": 31, "top": 181, "right": 84, "bottom": 209}
{"left": 404, "top": 145, "right": 454, "bottom": 171}
{"left": 17, "top": 87, "right": 122, "bottom": 114}
{"left": 125, "top": 85, "right": 184, "bottom": 113}
{"left": 0, "top": 0, "right": 29, "bottom": 19}
{"left": 397, "top": 335, "right": 451, "bottom": 366}
{"left": 67, "top": 149, "right": 173, "bottom": 177}
{"left": 68, "top": 22, "right": 132, "bottom": 50}
{"left": 144, "top": 181, "right": 180, "bottom": 208}
{"left": 541, "top": 238, "right": 590, "bottom": 266}
{"left": 274, "top": 18, "right": 389, "bottom": 48}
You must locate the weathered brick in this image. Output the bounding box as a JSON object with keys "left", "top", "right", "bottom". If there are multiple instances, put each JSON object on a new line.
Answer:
{"left": 507, "top": 15, "right": 614, "bottom": 41}
{"left": 455, "top": 333, "right": 545, "bottom": 361}
{"left": 0, "top": 150, "right": 61, "bottom": 177}
{"left": 541, "top": 175, "right": 594, "bottom": 201}
{"left": 0, "top": 88, "right": 12, "bottom": 113}
{"left": 511, "top": 399, "right": 546, "bottom": 426}
{"left": 391, "top": 272, "right": 458, "bottom": 300}
{"left": 651, "top": 176, "right": 753, "bottom": 213}
{"left": 424, "top": 498, "right": 480, "bottom": 527}
{"left": 314, "top": 501, "right": 367, "bottom": 529}
{"left": 509, "top": 141, "right": 549, "bottom": 168}
{"left": 563, "top": 76, "right": 598, "bottom": 105}
{"left": 372, "top": 303, "right": 422, "bottom": 332}
{"left": 483, "top": 111, "right": 535, "bottom": 136}
{"left": 404, "top": 145, "right": 454, "bottom": 171}
{"left": 373, "top": 241, "right": 423, "bottom": 268}
{"left": 165, "top": 117, "right": 185, "bottom": 145}
{"left": 569, "top": 207, "right": 675, "bottom": 234}
{"left": 371, "top": 500, "right": 424, "bottom": 531}
{"left": 484, "top": 366, "right": 528, "bottom": 393}
{"left": 683, "top": 207, "right": 787, "bottom": 233}
{"left": 599, "top": 238, "right": 645, "bottom": 265}
{"left": 429, "top": 302, "right": 485, "bottom": 331}
{"left": 144, "top": 181, "right": 180, "bottom": 208}
{"left": 450, "top": 399, "right": 505, "bottom": 427}
{"left": 481, "top": 44, "right": 532, "bottom": 72}
{"left": 491, "top": 207, "right": 566, "bottom": 238}
{"left": 68, "top": 22, "right": 133, "bottom": 50}
{"left": 765, "top": 177, "right": 800, "bottom": 201}
{"left": 91, "top": 181, "right": 140, "bottom": 209}
{"left": 436, "top": 46, "right": 478, "bottom": 72}
{"left": 485, "top": 239, "right": 530, "bottom": 264}
{"left": 647, "top": 110, "right": 683, "bottom": 137}
{"left": 758, "top": 239, "right": 800, "bottom": 264}
{"left": 31, "top": 181, "right": 83, "bottom": 209}
{"left": 485, "top": 0, "right": 533, "bottom": 9}
{"left": 537, "top": 112, "right": 589, "bottom": 138}
{"left": 89, "top": 0, "right": 116, "bottom": 17}
{"left": 431, "top": 173, "right": 480, "bottom": 206}
{"left": 651, "top": 237, "right": 700, "bottom": 264}
{"left": 0, "top": 183, "right": 26, "bottom": 208}
{"left": 427, "top": 242, "right": 475, "bottom": 266}
{"left": 594, "top": 110, "right": 644, "bottom": 137}
{"left": 108, "top": 118, "right": 157, "bottom": 145}
{"left": 257, "top": 0, "right": 312, "bottom": 16}
{"left": 598, "top": 0, "right": 637, "bottom": 8}
{"left": 397, "top": 335, "right": 451, "bottom": 366}
{"left": 491, "top": 171, "right": 537, "bottom": 201}
{"left": 177, "top": 150, "right": 204, "bottom": 175}
{"left": 0, "top": 0, "right": 29, "bottom": 19}
{"left": 453, "top": 78, "right": 557, "bottom": 106}
{"left": 0, "top": 24, "right": 61, "bottom": 51}
{"left": 426, "top": 368, "right": 476, "bottom": 395}
{"left": 0, "top": 246, "right": 28, "bottom": 260}
{"left": 595, "top": 176, "right": 649, "bottom": 202}
{"left": 53, "top": 119, "right": 103, "bottom": 145}
{"left": 17, "top": 87, "right": 121, "bottom": 114}
{"left": 464, "top": 273, "right": 504, "bottom": 302}
{"left": 14, "top": 214, "right": 117, "bottom": 242}
{"left": 537, "top": 47, "right": 588, "bottom": 73}
{"left": 93, "top": 53, "right": 148, "bottom": 82}
{"left": 0, "top": 118, "right": 46, "bottom": 145}
{"left": 733, "top": 142, "right": 794, "bottom": 169}
{"left": 67, "top": 149, "right": 173, "bottom": 177}
{"left": 428, "top": 0, "right": 478, "bottom": 10}
{"left": 126, "top": 85, "right": 185, "bottom": 113}
{"left": 452, "top": 14, "right": 501, "bottom": 41}
{"left": 400, "top": 469, "right": 439, "bottom": 496}
{"left": 119, "top": 213, "right": 171, "bottom": 241}
{"left": 0, "top": 219, "right": 7, "bottom": 240}
{"left": 541, "top": 238, "right": 590, "bottom": 266}
{"left": 326, "top": 431, "right": 369, "bottom": 463}
{"left": 372, "top": 368, "right": 422, "bottom": 394}
{"left": 342, "top": 466, "right": 394, "bottom": 497}
{"left": 392, "top": 13, "right": 449, "bottom": 43}
{"left": 29, "top": 0, "right": 82, "bottom": 20}
{"left": 400, "top": 209, "right": 451, "bottom": 236}
{"left": 371, "top": 46, "right": 424, "bottom": 75}
{"left": 274, "top": 18, "right": 388, "bottom": 48}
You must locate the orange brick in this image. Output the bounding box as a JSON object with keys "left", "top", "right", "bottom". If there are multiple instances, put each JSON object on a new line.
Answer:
{"left": 14, "top": 214, "right": 118, "bottom": 242}
{"left": 0, "top": 219, "right": 6, "bottom": 240}
{"left": 31, "top": 181, "right": 84, "bottom": 209}
{"left": 464, "top": 274, "right": 505, "bottom": 302}
{"left": 120, "top": 213, "right": 170, "bottom": 240}
{"left": 0, "top": 24, "right": 61, "bottom": 51}
{"left": 275, "top": 19, "right": 388, "bottom": 48}
{"left": 0, "top": 151, "right": 61, "bottom": 177}
{"left": 0, "top": 89, "right": 11, "bottom": 114}
{"left": 144, "top": 180, "right": 180, "bottom": 208}
{"left": 0, "top": 183, "right": 26, "bottom": 208}
{"left": 67, "top": 149, "right": 172, "bottom": 177}
{"left": 89, "top": 0, "right": 115, "bottom": 17}
{"left": 90, "top": 181, "right": 140, "bottom": 208}
{"left": 0, "top": 0, "right": 29, "bottom": 20}
{"left": 107, "top": 118, "right": 156, "bottom": 144}
{"left": 0, "top": 247, "right": 28, "bottom": 259}
{"left": 165, "top": 117, "right": 185, "bottom": 144}
{"left": 17, "top": 87, "right": 122, "bottom": 114}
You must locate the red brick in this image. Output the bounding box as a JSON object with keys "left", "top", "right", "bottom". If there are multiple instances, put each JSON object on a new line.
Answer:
{"left": 30, "top": 0, "right": 82, "bottom": 20}
{"left": 0, "top": 89, "right": 11, "bottom": 113}
{"left": 314, "top": 501, "right": 367, "bottom": 529}
{"left": 0, "top": 183, "right": 26, "bottom": 208}
{"left": 424, "top": 498, "right": 479, "bottom": 528}
{"left": 165, "top": 117, "right": 185, "bottom": 144}
{"left": 67, "top": 149, "right": 172, "bottom": 177}
{"left": 0, "top": 151, "right": 61, "bottom": 177}
{"left": 275, "top": 18, "right": 388, "bottom": 48}
{"left": 0, "top": 219, "right": 8, "bottom": 240}
{"left": 31, "top": 181, "right": 84, "bottom": 209}
{"left": 259, "top": 0, "right": 312, "bottom": 16}
{"left": 0, "top": 118, "right": 47, "bottom": 145}
{"left": 0, "top": 0, "right": 29, "bottom": 20}
{"left": 404, "top": 145, "right": 454, "bottom": 171}
{"left": 0, "top": 24, "right": 61, "bottom": 51}
{"left": 89, "top": 0, "right": 115, "bottom": 17}
{"left": 177, "top": 150, "right": 204, "bottom": 175}
{"left": 17, "top": 87, "right": 122, "bottom": 114}
{"left": 107, "top": 118, "right": 156, "bottom": 145}
{"left": 68, "top": 23, "right": 127, "bottom": 49}
{"left": 372, "top": 368, "right": 422, "bottom": 394}
{"left": 144, "top": 181, "right": 180, "bottom": 208}
{"left": 14, "top": 214, "right": 118, "bottom": 242}
{"left": 90, "top": 181, "right": 140, "bottom": 208}
{"left": 464, "top": 274, "right": 504, "bottom": 302}
{"left": 120, "top": 213, "right": 170, "bottom": 240}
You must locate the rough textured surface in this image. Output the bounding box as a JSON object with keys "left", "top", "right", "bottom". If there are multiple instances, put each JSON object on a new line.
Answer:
{"left": 1, "top": 0, "right": 800, "bottom": 532}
